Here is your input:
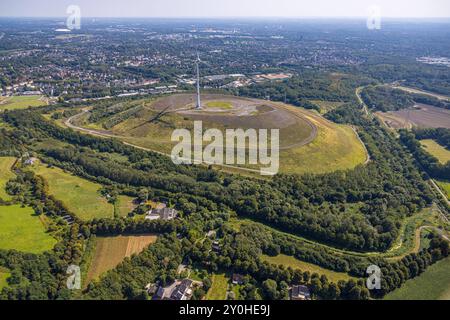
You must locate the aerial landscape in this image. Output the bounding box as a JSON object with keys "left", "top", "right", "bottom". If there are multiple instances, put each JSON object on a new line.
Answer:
{"left": 0, "top": 0, "right": 449, "bottom": 308}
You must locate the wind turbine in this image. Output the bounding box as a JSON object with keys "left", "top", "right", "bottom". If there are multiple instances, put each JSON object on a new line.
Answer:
{"left": 195, "top": 53, "right": 202, "bottom": 110}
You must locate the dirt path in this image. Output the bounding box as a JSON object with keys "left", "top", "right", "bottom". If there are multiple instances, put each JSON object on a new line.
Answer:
{"left": 351, "top": 126, "right": 370, "bottom": 165}
{"left": 64, "top": 111, "right": 450, "bottom": 260}
{"left": 430, "top": 179, "right": 450, "bottom": 211}
{"left": 390, "top": 85, "right": 450, "bottom": 102}
{"left": 356, "top": 84, "right": 450, "bottom": 219}
{"left": 409, "top": 225, "right": 449, "bottom": 258}
{"left": 355, "top": 87, "right": 369, "bottom": 116}
{"left": 65, "top": 110, "right": 272, "bottom": 175}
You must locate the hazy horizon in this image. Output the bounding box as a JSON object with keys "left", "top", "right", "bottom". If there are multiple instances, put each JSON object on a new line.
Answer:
{"left": 1, "top": 0, "right": 450, "bottom": 18}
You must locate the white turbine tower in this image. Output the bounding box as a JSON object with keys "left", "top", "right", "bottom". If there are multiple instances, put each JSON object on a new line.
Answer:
{"left": 195, "top": 53, "right": 202, "bottom": 110}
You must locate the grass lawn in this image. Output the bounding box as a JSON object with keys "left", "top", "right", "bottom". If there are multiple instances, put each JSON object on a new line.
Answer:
{"left": 85, "top": 235, "right": 157, "bottom": 285}
{"left": 31, "top": 161, "right": 114, "bottom": 221}
{"left": 206, "top": 273, "right": 229, "bottom": 300}
{"left": 0, "top": 96, "right": 46, "bottom": 111}
{"left": 261, "top": 254, "right": 355, "bottom": 283}
{"left": 205, "top": 101, "right": 233, "bottom": 109}
{"left": 310, "top": 100, "right": 345, "bottom": 114}
{"left": 230, "top": 284, "right": 242, "bottom": 300}
{"left": 0, "top": 268, "right": 10, "bottom": 290}
{"left": 0, "top": 205, "right": 57, "bottom": 253}
{"left": 276, "top": 103, "right": 367, "bottom": 175}
{"left": 0, "top": 157, "right": 16, "bottom": 201}
{"left": 420, "top": 139, "right": 450, "bottom": 164}
{"left": 187, "top": 267, "right": 208, "bottom": 282}
{"left": 436, "top": 180, "right": 450, "bottom": 200}
{"left": 384, "top": 257, "right": 450, "bottom": 300}
{"left": 115, "top": 195, "right": 137, "bottom": 217}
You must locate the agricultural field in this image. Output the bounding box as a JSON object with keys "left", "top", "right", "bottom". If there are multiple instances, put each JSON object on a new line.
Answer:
{"left": 65, "top": 94, "right": 367, "bottom": 175}
{"left": 375, "top": 111, "right": 413, "bottom": 130}
{"left": 0, "top": 95, "right": 46, "bottom": 112}
{"left": 261, "top": 254, "right": 355, "bottom": 283}
{"left": 206, "top": 273, "right": 229, "bottom": 300}
{"left": 384, "top": 257, "right": 450, "bottom": 300}
{"left": 85, "top": 235, "right": 157, "bottom": 284}
{"left": 0, "top": 205, "right": 57, "bottom": 254}
{"left": 31, "top": 161, "right": 115, "bottom": 220}
{"left": 376, "top": 104, "right": 450, "bottom": 130}
{"left": 0, "top": 157, "right": 16, "bottom": 201}
{"left": 420, "top": 139, "right": 450, "bottom": 164}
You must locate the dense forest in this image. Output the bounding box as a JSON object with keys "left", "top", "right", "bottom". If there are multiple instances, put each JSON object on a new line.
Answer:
{"left": 82, "top": 220, "right": 449, "bottom": 300}
{"left": 2, "top": 106, "right": 434, "bottom": 252}
{"left": 400, "top": 130, "right": 450, "bottom": 181}
{"left": 1, "top": 18, "right": 450, "bottom": 302}
{"left": 414, "top": 128, "right": 450, "bottom": 150}
{"left": 0, "top": 96, "right": 448, "bottom": 300}
{"left": 360, "top": 86, "right": 450, "bottom": 112}
{"left": 235, "top": 72, "right": 373, "bottom": 110}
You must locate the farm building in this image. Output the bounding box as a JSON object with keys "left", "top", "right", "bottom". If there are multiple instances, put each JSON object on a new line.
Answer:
{"left": 153, "top": 286, "right": 165, "bottom": 300}
{"left": 170, "top": 279, "right": 193, "bottom": 300}
{"left": 232, "top": 273, "right": 244, "bottom": 285}
{"left": 152, "top": 279, "right": 195, "bottom": 300}
{"left": 23, "top": 157, "right": 37, "bottom": 166}
{"left": 145, "top": 207, "right": 178, "bottom": 221}
{"left": 290, "top": 285, "right": 311, "bottom": 300}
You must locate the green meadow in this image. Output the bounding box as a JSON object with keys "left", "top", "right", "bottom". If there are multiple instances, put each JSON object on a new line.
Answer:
{"left": 32, "top": 162, "right": 115, "bottom": 221}
{"left": 0, "top": 157, "right": 16, "bottom": 201}
{"left": 205, "top": 101, "right": 233, "bottom": 109}
{"left": 261, "top": 254, "right": 355, "bottom": 283}
{"left": 0, "top": 95, "right": 46, "bottom": 111}
{"left": 420, "top": 139, "right": 450, "bottom": 164}
{"left": 0, "top": 205, "right": 57, "bottom": 254}
{"left": 436, "top": 180, "right": 450, "bottom": 200}
{"left": 384, "top": 257, "right": 450, "bottom": 300}
{"left": 0, "top": 268, "right": 10, "bottom": 290}
{"left": 206, "top": 273, "right": 229, "bottom": 300}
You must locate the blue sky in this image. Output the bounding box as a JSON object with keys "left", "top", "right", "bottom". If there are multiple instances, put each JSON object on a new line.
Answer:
{"left": 0, "top": 0, "right": 449, "bottom": 18}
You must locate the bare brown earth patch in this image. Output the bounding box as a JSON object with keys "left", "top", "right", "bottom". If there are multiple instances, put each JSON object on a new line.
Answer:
{"left": 377, "top": 104, "right": 450, "bottom": 129}
{"left": 85, "top": 235, "right": 157, "bottom": 285}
